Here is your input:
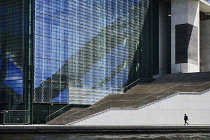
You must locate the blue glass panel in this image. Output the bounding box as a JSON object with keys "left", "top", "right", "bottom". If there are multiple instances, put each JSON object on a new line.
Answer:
{"left": 33, "top": 0, "right": 150, "bottom": 104}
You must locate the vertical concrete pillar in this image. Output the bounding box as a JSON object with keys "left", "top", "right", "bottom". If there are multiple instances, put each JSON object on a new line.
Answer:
{"left": 200, "top": 20, "right": 210, "bottom": 72}
{"left": 171, "top": 0, "right": 200, "bottom": 73}
{"left": 159, "top": 0, "right": 168, "bottom": 75}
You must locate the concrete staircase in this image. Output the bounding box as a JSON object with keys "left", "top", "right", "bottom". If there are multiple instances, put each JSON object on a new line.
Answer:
{"left": 47, "top": 108, "right": 85, "bottom": 125}
{"left": 47, "top": 72, "right": 210, "bottom": 125}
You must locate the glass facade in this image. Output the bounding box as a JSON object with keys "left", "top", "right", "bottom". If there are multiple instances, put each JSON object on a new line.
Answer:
{"left": 33, "top": 0, "right": 151, "bottom": 104}
{"left": 0, "top": 0, "right": 159, "bottom": 123}
{"left": 0, "top": 0, "right": 24, "bottom": 110}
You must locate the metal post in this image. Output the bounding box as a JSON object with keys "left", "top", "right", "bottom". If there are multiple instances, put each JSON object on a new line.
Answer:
{"left": 3, "top": 110, "right": 5, "bottom": 125}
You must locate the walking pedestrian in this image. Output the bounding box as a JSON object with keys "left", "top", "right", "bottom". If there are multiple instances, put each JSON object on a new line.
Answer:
{"left": 184, "top": 114, "right": 189, "bottom": 125}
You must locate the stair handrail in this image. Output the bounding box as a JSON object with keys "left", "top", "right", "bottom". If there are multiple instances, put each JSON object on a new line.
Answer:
{"left": 46, "top": 104, "right": 70, "bottom": 123}
{"left": 112, "top": 81, "right": 210, "bottom": 110}
{"left": 89, "top": 83, "right": 181, "bottom": 109}
{"left": 64, "top": 81, "right": 210, "bottom": 125}
{"left": 123, "top": 67, "right": 168, "bottom": 92}
{"left": 46, "top": 76, "right": 154, "bottom": 124}
{"left": 44, "top": 77, "right": 153, "bottom": 123}
{"left": 159, "top": 67, "right": 168, "bottom": 75}
{"left": 123, "top": 77, "right": 153, "bottom": 92}
{"left": 63, "top": 83, "right": 181, "bottom": 124}
{"left": 64, "top": 84, "right": 180, "bottom": 124}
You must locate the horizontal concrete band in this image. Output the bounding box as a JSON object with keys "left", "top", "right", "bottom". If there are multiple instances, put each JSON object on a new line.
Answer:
{"left": 1, "top": 125, "right": 210, "bottom": 133}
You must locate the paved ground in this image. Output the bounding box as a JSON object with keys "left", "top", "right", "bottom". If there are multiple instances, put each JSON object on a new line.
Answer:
{"left": 1, "top": 125, "right": 210, "bottom": 133}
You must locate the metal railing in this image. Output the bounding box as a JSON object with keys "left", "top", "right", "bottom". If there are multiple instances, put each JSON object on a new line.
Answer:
{"left": 46, "top": 104, "right": 71, "bottom": 123}
{"left": 45, "top": 77, "right": 153, "bottom": 123}
{"left": 62, "top": 83, "right": 181, "bottom": 124}
{"left": 123, "top": 67, "right": 168, "bottom": 92}
{"left": 63, "top": 81, "right": 210, "bottom": 125}
{"left": 61, "top": 77, "right": 156, "bottom": 124}
{"left": 123, "top": 77, "right": 153, "bottom": 92}
{"left": 1, "top": 110, "right": 28, "bottom": 125}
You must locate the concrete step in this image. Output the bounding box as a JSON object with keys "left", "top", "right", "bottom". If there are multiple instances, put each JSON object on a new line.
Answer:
{"left": 49, "top": 72, "right": 210, "bottom": 125}
{"left": 47, "top": 108, "right": 86, "bottom": 125}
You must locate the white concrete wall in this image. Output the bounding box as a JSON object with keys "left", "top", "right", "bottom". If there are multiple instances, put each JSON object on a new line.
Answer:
{"left": 200, "top": 20, "right": 210, "bottom": 72}
{"left": 72, "top": 90, "right": 210, "bottom": 126}
{"left": 171, "top": 0, "right": 200, "bottom": 74}
{"left": 172, "top": 63, "right": 200, "bottom": 73}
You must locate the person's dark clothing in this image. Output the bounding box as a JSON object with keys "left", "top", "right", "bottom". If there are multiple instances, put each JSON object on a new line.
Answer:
{"left": 184, "top": 115, "right": 189, "bottom": 125}
{"left": 184, "top": 116, "right": 188, "bottom": 121}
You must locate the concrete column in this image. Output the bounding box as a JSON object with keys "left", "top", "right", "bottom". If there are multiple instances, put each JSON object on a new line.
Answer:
{"left": 171, "top": 0, "right": 200, "bottom": 73}
{"left": 200, "top": 20, "right": 210, "bottom": 72}
{"left": 159, "top": 0, "right": 168, "bottom": 75}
